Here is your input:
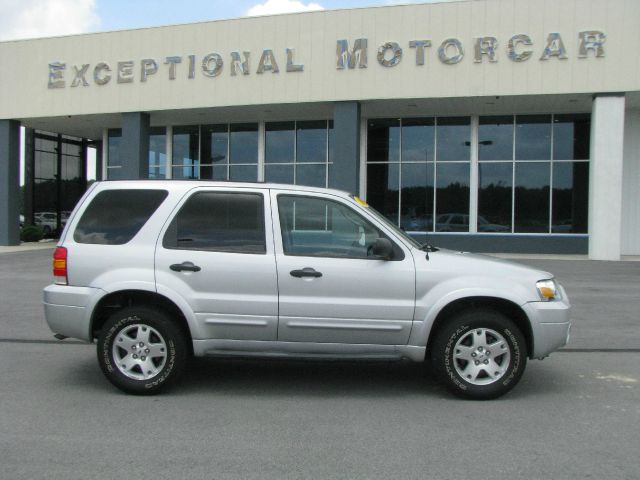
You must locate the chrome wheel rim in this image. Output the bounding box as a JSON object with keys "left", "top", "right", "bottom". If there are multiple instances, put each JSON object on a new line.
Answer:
{"left": 453, "top": 328, "right": 511, "bottom": 386}
{"left": 112, "top": 323, "right": 167, "bottom": 381}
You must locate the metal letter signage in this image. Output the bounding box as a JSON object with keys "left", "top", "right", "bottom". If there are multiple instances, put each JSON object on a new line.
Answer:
{"left": 540, "top": 33, "right": 568, "bottom": 60}
{"left": 438, "top": 38, "right": 464, "bottom": 64}
{"left": 336, "top": 39, "right": 368, "bottom": 69}
{"left": 377, "top": 42, "right": 403, "bottom": 67}
{"left": 578, "top": 31, "right": 606, "bottom": 58}
{"left": 409, "top": 40, "right": 431, "bottom": 66}
{"left": 48, "top": 62, "right": 66, "bottom": 89}
{"left": 474, "top": 37, "right": 498, "bottom": 63}
{"left": 257, "top": 49, "right": 279, "bottom": 74}
{"left": 507, "top": 34, "right": 533, "bottom": 62}
{"left": 47, "top": 31, "right": 607, "bottom": 89}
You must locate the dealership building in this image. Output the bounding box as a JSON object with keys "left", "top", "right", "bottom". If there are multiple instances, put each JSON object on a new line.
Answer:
{"left": 0, "top": 0, "right": 639, "bottom": 260}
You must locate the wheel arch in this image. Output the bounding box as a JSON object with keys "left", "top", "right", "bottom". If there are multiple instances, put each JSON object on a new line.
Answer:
{"left": 90, "top": 290, "right": 193, "bottom": 354}
{"left": 425, "top": 296, "right": 533, "bottom": 359}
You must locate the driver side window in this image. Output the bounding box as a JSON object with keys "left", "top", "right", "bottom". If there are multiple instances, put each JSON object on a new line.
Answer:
{"left": 277, "top": 195, "right": 382, "bottom": 258}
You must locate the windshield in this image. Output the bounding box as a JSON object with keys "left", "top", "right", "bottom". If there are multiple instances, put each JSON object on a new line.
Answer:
{"left": 351, "top": 197, "right": 422, "bottom": 249}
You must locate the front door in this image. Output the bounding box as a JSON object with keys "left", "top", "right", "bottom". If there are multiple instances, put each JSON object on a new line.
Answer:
{"left": 271, "top": 191, "right": 415, "bottom": 345}
{"left": 155, "top": 187, "right": 278, "bottom": 341}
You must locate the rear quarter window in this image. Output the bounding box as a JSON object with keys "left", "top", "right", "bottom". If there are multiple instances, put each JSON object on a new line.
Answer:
{"left": 73, "top": 189, "right": 168, "bottom": 245}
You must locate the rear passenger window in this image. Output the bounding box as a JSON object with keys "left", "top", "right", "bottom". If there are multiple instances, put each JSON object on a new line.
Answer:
{"left": 74, "top": 189, "right": 168, "bottom": 245}
{"left": 163, "top": 192, "right": 266, "bottom": 254}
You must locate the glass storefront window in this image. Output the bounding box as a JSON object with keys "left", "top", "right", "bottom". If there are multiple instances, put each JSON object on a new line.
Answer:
{"left": 435, "top": 162, "right": 470, "bottom": 232}
{"left": 366, "top": 162, "right": 400, "bottom": 225}
{"left": 149, "top": 127, "right": 166, "bottom": 179}
{"left": 368, "top": 119, "right": 400, "bottom": 163}
{"left": 265, "top": 122, "right": 295, "bottom": 164}
{"left": 402, "top": 118, "right": 434, "bottom": 162}
{"left": 478, "top": 162, "right": 512, "bottom": 232}
{"left": 400, "top": 162, "right": 433, "bottom": 231}
{"left": 479, "top": 116, "right": 513, "bottom": 161}
{"left": 552, "top": 162, "right": 589, "bottom": 233}
{"left": 514, "top": 162, "right": 551, "bottom": 233}
{"left": 553, "top": 114, "right": 590, "bottom": 160}
{"left": 107, "top": 129, "right": 122, "bottom": 169}
{"left": 515, "top": 115, "right": 552, "bottom": 160}
{"left": 437, "top": 117, "right": 470, "bottom": 161}
{"left": 229, "top": 123, "right": 259, "bottom": 182}
{"left": 200, "top": 124, "right": 229, "bottom": 181}
{"left": 172, "top": 126, "right": 199, "bottom": 179}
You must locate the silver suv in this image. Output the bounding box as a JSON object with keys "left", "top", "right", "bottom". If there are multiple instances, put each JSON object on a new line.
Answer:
{"left": 44, "top": 181, "right": 571, "bottom": 399}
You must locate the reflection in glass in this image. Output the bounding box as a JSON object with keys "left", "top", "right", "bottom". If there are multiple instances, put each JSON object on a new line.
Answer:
{"left": 366, "top": 162, "right": 400, "bottom": 225}
{"left": 552, "top": 162, "right": 589, "bottom": 233}
{"left": 514, "top": 162, "right": 550, "bottom": 232}
{"left": 435, "top": 162, "right": 470, "bottom": 231}
{"left": 172, "top": 126, "right": 199, "bottom": 179}
{"left": 199, "top": 165, "right": 228, "bottom": 181}
{"left": 553, "top": 114, "right": 590, "bottom": 160}
{"left": 479, "top": 116, "right": 513, "bottom": 161}
{"left": 400, "top": 163, "right": 434, "bottom": 231}
{"left": 367, "top": 119, "right": 400, "bottom": 163}
{"left": 515, "top": 115, "right": 551, "bottom": 160}
{"left": 149, "top": 127, "right": 166, "bottom": 179}
{"left": 328, "top": 121, "right": 335, "bottom": 164}
{"left": 402, "top": 118, "right": 434, "bottom": 162}
{"left": 265, "top": 164, "right": 294, "bottom": 184}
{"left": 107, "top": 129, "right": 122, "bottom": 167}
{"left": 297, "top": 121, "right": 327, "bottom": 163}
{"left": 265, "top": 122, "right": 295, "bottom": 163}
{"left": 436, "top": 117, "right": 470, "bottom": 161}
{"left": 297, "top": 164, "right": 326, "bottom": 188}
{"left": 478, "top": 163, "right": 512, "bottom": 232}
{"left": 229, "top": 165, "right": 258, "bottom": 182}
{"left": 201, "top": 125, "right": 228, "bottom": 165}
{"left": 230, "top": 123, "right": 259, "bottom": 164}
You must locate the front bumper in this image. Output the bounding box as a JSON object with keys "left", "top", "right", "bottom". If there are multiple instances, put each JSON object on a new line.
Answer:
{"left": 43, "top": 284, "right": 105, "bottom": 342}
{"left": 523, "top": 286, "right": 571, "bottom": 359}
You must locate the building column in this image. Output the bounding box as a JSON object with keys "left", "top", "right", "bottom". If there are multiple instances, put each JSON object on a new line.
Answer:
{"left": 330, "top": 102, "right": 361, "bottom": 194}
{"left": 112, "top": 112, "right": 150, "bottom": 180}
{"left": 0, "top": 120, "right": 21, "bottom": 245}
{"left": 589, "top": 94, "right": 625, "bottom": 260}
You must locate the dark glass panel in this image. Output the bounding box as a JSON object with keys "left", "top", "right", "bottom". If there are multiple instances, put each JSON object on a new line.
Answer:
{"left": 478, "top": 163, "right": 512, "bottom": 232}
{"left": 199, "top": 165, "right": 228, "bottom": 181}
{"left": 148, "top": 163, "right": 166, "bottom": 179}
{"left": 265, "top": 121, "right": 295, "bottom": 163}
{"left": 402, "top": 118, "right": 435, "bottom": 162}
{"left": 435, "top": 162, "right": 470, "bottom": 231}
{"left": 265, "top": 164, "right": 294, "bottom": 184}
{"left": 515, "top": 115, "right": 551, "bottom": 160}
{"left": 200, "top": 124, "right": 228, "bottom": 166}
{"left": 296, "top": 164, "right": 326, "bottom": 188}
{"left": 436, "top": 117, "right": 470, "bottom": 161}
{"left": 149, "top": 127, "right": 166, "bottom": 179}
{"left": 229, "top": 123, "right": 258, "bottom": 164}
{"left": 366, "top": 162, "right": 400, "bottom": 225}
{"left": 297, "top": 120, "right": 327, "bottom": 163}
{"left": 552, "top": 162, "right": 589, "bottom": 233}
{"left": 553, "top": 114, "right": 591, "bottom": 160}
{"left": 328, "top": 120, "right": 335, "bottom": 164}
{"left": 479, "top": 116, "right": 514, "bottom": 161}
{"left": 514, "top": 162, "right": 550, "bottom": 232}
{"left": 229, "top": 165, "right": 258, "bottom": 182}
{"left": 107, "top": 129, "right": 122, "bottom": 167}
{"left": 367, "top": 119, "right": 400, "bottom": 163}
{"left": 400, "top": 162, "right": 434, "bottom": 231}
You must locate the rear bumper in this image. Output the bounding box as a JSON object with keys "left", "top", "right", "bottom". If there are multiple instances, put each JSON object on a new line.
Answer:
{"left": 523, "top": 287, "right": 571, "bottom": 359}
{"left": 43, "top": 284, "right": 105, "bottom": 342}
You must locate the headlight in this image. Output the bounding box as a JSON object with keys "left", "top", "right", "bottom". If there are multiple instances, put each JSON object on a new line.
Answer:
{"left": 536, "top": 279, "right": 560, "bottom": 302}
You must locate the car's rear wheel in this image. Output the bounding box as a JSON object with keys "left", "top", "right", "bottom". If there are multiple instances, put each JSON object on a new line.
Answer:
{"left": 97, "top": 306, "right": 187, "bottom": 395}
{"left": 431, "top": 309, "right": 527, "bottom": 400}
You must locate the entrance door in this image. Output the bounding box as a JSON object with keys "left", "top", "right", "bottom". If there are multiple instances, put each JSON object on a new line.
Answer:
{"left": 271, "top": 191, "right": 415, "bottom": 345}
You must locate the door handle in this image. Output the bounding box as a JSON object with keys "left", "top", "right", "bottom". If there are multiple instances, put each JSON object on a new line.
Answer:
{"left": 290, "top": 267, "right": 322, "bottom": 278}
{"left": 170, "top": 262, "right": 201, "bottom": 272}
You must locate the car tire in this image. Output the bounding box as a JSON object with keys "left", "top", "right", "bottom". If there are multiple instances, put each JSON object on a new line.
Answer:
{"left": 97, "top": 306, "right": 188, "bottom": 395}
{"left": 431, "top": 309, "right": 527, "bottom": 400}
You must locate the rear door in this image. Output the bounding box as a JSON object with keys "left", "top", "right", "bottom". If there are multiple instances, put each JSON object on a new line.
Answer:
{"left": 155, "top": 187, "right": 278, "bottom": 341}
{"left": 271, "top": 191, "right": 416, "bottom": 345}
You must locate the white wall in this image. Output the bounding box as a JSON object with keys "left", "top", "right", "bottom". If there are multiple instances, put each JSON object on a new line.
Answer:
{"left": 622, "top": 108, "right": 640, "bottom": 255}
{"left": 1, "top": 0, "right": 639, "bottom": 120}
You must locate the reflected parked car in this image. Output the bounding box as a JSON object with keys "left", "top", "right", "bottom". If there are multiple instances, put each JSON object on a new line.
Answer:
{"left": 436, "top": 214, "right": 509, "bottom": 233}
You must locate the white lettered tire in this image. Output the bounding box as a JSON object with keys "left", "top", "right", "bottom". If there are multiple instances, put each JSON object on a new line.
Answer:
{"left": 431, "top": 309, "right": 527, "bottom": 400}
{"left": 97, "top": 307, "right": 187, "bottom": 395}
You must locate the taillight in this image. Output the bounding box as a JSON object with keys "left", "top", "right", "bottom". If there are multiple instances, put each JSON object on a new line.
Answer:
{"left": 53, "top": 247, "right": 68, "bottom": 285}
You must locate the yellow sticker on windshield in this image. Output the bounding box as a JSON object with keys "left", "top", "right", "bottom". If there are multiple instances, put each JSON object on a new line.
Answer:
{"left": 353, "top": 196, "right": 369, "bottom": 208}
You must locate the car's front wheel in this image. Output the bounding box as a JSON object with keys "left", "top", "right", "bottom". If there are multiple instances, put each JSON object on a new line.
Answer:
{"left": 97, "top": 306, "right": 188, "bottom": 395}
{"left": 431, "top": 309, "right": 527, "bottom": 400}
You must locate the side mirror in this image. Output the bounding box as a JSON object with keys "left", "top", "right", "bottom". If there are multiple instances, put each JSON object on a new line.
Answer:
{"left": 371, "top": 237, "right": 394, "bottom": 260}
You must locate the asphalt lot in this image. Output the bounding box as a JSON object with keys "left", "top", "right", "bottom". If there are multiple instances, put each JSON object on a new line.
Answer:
{"left": 1, "top": 248, "right": 639, "bottom": 479}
